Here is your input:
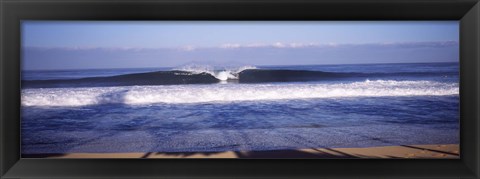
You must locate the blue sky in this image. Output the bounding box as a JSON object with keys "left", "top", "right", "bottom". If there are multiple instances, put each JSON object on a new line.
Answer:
{"left": 22, "top": 21, "right": 459, "bottom": 70}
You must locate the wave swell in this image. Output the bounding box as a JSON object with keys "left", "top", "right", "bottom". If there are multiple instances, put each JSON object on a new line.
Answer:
{"left": 22, "top": 68, "right": 455, "bottom": 89}
{"left": 21, "top": 80, "right": 459, "bottom": 107}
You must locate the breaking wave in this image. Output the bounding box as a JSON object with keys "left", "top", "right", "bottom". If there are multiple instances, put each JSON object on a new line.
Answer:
{"left": 174, "top": 64, "right": 257, "bottom": 81}
{"left": 22, "top": 80, "right": 459, "bottom": 107}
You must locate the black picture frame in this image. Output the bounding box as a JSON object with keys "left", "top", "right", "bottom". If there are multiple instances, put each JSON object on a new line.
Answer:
{"left": 1, "top": 0, "right": 479, "bottom": 178}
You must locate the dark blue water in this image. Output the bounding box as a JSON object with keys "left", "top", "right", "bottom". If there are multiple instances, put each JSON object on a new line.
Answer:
{"left": 21, "top": 62, "right": 459, "bottom": 154}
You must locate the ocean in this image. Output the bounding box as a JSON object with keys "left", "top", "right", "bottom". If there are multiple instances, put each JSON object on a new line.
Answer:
{"left": 21, "top": 62, "right": 459, "bottom": 154}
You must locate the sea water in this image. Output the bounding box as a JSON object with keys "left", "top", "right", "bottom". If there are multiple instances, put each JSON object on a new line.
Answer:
{"left": 21, "top": 62, "right": 459, "bottom": 154}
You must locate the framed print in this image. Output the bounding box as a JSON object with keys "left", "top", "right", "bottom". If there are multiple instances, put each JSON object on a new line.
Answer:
{"left": 1, "top": 0, "right": 479, "bottom": 178}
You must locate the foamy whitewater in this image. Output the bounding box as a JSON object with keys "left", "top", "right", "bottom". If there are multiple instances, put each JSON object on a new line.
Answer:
{"left": 174, "top": 64, "right": 257, "bottom": 81}
{"left": 21, "top": 80, "right": 458, "bottom": 107}
{"left": 21, "top": 63, "right": 460, "bottom": 154}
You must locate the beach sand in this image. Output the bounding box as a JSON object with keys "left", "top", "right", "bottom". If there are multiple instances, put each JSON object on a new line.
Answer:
{"left": 23, "top": 144, "right": 459, "bottom": 159}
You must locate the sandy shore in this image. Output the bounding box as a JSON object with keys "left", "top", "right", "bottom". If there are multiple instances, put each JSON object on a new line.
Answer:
{"left": 23, "top": 144, "right": 459, "bottom": 159}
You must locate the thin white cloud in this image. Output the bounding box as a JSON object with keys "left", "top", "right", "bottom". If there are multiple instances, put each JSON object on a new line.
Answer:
{"left": 218, "top": 41, "right": 458, "bottom": 49}
{"left": 177, "top": 45, "right": 196, "bottom": 51}
{"left": 220, "top": 43, "right": 242, "bottom": 49}
{"left": 220, "top": 42, "right": 321, "bottom": 49}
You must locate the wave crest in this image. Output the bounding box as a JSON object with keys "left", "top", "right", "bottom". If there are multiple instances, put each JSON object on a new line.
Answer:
{"left": 174, "top": 64, "right": 257, "bottom": 81}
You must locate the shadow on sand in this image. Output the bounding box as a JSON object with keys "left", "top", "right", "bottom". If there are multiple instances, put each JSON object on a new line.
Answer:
{"left": 233, "top": 149, "right": 356, "bottom": 159}
{"left": 144, "top": 149, "right": 365, "bottom": 159}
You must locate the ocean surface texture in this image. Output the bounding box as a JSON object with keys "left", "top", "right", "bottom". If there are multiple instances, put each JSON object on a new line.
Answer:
{"left": 21, "top": 63, "right": 459, "bottom": 154}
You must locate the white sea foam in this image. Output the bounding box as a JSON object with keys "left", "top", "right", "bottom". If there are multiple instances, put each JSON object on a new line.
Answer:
{"left": 21, "top": 80, "right": 459, "bottom": 107}
{"left": 174, "top": 64, "right": 256, "bottom": 81}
